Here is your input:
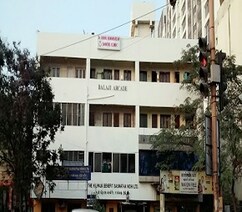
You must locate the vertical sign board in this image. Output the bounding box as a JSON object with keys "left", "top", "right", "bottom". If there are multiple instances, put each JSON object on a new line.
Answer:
{"left": 205, "top": 115, "right": 212, "bottom": 176}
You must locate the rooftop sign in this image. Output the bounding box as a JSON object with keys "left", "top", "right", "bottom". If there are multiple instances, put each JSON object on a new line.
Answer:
{"left": 98, "top": 35, "right": 121, "bottom": 51}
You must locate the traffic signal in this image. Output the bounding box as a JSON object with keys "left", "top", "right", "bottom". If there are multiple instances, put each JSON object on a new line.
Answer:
{"left": 198, "top": 37, "right": 209, "bottom": 97}
{"left": 216, "top": 51, "right": 227, "bottom": 111}
{"left": 170, "top": 0, "right": 176, "bottom": 7}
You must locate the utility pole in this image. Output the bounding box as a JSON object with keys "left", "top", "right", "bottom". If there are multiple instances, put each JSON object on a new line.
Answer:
{"left": 208, "top": 0, "right": 221, "bottom": 211}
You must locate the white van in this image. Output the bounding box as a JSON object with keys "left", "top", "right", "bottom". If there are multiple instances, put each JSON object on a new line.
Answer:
{"left": 71, "top": 209, "right": 99, "bottom": 212}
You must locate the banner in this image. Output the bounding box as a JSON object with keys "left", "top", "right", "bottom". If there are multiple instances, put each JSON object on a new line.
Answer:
{"left": 159, "top": 170, "right": 212, "bottom": 194}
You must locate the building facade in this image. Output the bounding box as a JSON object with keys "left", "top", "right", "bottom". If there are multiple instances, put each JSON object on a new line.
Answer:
{"left": 215, "top": 0, "right": 242, "bottom": 65}
{"left": 32, "top": 31, "right": 215, "bottom": 212}
{"left": 158, "top": 0, "right": 220, "bottom": 39}
{"left": 31, "top": 2, "right": 218, "bottom": 212}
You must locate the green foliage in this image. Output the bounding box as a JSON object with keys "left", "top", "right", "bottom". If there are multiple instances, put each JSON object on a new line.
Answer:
{"left": 0, "top": 38, "right": 63, "bottom": 210}
{"left": 151, "top": 43, "right": 242, "bottom": 209}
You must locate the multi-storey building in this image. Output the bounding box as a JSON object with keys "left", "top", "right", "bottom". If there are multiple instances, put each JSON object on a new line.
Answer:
{"left": 33, "top": 3, "right": 214, "bottom": 212}
{"left": 34, "top": 32, "right": 215, "bottom": 212}
{"left": 158, "top": 0, "right": 220, "bottom": 39}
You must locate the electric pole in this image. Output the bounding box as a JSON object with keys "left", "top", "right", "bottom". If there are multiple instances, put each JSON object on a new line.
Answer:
{"left": 209, "top": 0, "right": 221, "bottom": 211}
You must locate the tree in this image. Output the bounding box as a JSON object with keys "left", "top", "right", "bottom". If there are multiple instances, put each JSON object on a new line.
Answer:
{"left": 151, "top": 44, "right": 242, "bottom": 211}
{"left": 0, "top": 38, "right": 63, "bottom": 211}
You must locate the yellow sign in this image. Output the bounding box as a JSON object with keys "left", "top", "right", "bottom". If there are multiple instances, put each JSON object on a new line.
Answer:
{"left": 159, "top": 170, "right": 212, "bottom": 194}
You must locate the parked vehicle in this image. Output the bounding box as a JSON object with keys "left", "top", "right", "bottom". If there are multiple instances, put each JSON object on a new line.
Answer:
{"left": 71, "top": 209, "right": 99, "bottom": 212}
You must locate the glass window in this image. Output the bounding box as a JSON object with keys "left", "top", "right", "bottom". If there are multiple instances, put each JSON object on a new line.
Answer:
{"left": 51, "top": 67, "right": 60, "bottom": 77}
{"left": 140, "top": 114, "right": 148, "bottom": 128}
{"left": 140, "top": 71, "right": 147, "bottom": 81}
{"left": 59, "top": 103, "right": 85, "bottom": 126}
{"left": 102, "top": 153, "right": 112, "bottom": 173}
{"left": 114, "top": 113, "right": 119, "bottom": 127}
{"left": 89, "top": 152, "right": 94, "bottom": 172}
{"left": 121, "top": 154, "right": 128, "bottom": 173}
{"left": 75, "top": 67, "right": 85, "bottom": 78}
{"left": 62, "top": 151, "right": 84, "bottom": 166}
{"left": 113, "top": 153, "right": 120, "bottom": 173}
{"left": 152, "top": 114, "right": 158, "bottom": 128}
{"left": 128, "top": 154, "right": 135, "bottom": 173}
{"left": 114, "top": 69, "right": 120, "bottom": 80}
{"left": 94, "top": 153, "right": 102, "bottom": 172}
{"left": 103, "top": 113, "right": 112, "bottom": 126}
{"left": 175, "top": 72, "right": 180, "bottom": 83}
{"left": 124, "top": 70, "right": 131, "bottom": 81}
{"left": 89, "top": 112, "right": 95, "bottom": 126}
{"left": 103, "top": 69, "right": 112, "bottom": 80}
{"left": 62, "top": 103, "right": 67, "bottom": 125}
{"left": 124, "top": 113, "right": 131, "bottom": 127}
{"left": 89, "top": 152, "right": 135, "bottom": 173}
{"left": 160, "top": 115, "right": 171, "bottom": 128}
{"left": 160, "top": 72, "right": 170, "bottom": 82}
{"left": 175, "top": 115, "right": 180, "bottom": 128}
{"left": 90, "top": 68, "right": 96, "bottom": 79}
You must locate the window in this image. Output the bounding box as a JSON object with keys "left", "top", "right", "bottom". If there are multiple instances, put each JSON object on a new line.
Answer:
{"left": 124, "top": 70, "right": 131, "bottom": 81}
{"left": 152, "top": 71, "right": 157, "bottom": 82}
{"left": 50, "top": 67, "right": 60, "bottom": 77}
{"left": 62, "top": 151, "right": 84, "bottom": 166}
{"left": 60, "top": 103, "right": 85, "bottom": 126}
{"left": 184, "top": 72, "right": 191, "bottom": 82}
{"left": 94, "top": 153, "right": 102, "bottom": 172}
{"left": 175, "top": 115, "right": 180, "bottom": 128}
{"left": 103, "top": 69, "right": 112, "bottom": 80}
{"left": 175, "top": 72, "right": 180, "bottom": 83}
{"left": 124, "top": 113, "right": 131, "bottom": 127}
{"left": 140, "top": 71, "right": 147, "bottom": 81}
{"left": 75, "top": 67, "right": 85, "bottom": 78}
{"left": 114, "top": 113, "right": 119, "bottom": 127}
{"left": 90, "top": 68, "right": 96, "bottom": 79}
{"left": 160, "top": 72, "right": 170, "bottom": 82}
{"left": 89, "top": 152, "right": 135, "bottom": 173}
{"left": 185, "top": 114, "right": 195, "bottom": 128}
{"left": 152, "top": 114, "right": 158, "bottom": 128}
{"left": 114, "top": 69, "right": 120, "bottom": 80}
{"left": 103, "top": 113, "right": 112, "bottom": 126}
{"left": 89, "top": 112, "right": 95, "bottom": 126}
{"left": 113, "top": 153, "right": 120, "bottom": 173}
{"left": 102, "top": 153, "right": 112, "bottom": 173}
{"left": 160, "top": 115, "right": 171, "bottom": 128}
{"left": 140, "top": 114, "right": 148, "bottom": 128}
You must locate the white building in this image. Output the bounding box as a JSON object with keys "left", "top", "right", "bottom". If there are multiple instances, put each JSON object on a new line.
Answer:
{"left": 35, "top": 31, "right": 203, "bottom": 212}
{"left": 215, "top": 0, "right": 242, "bottom": 65}
{"left": 158, "top": 0, "right": 220, "bottom": 39}
{"left": 33, "top": 2, "right": 215, "bottom": 212}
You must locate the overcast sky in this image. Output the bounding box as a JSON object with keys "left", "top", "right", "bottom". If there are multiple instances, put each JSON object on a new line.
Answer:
{"left": 0, "top": 0, "right": 166, "bottom": 55}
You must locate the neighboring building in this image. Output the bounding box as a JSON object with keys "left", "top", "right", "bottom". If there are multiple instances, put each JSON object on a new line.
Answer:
{"left": 158, "top": 0, "right": 220, "bottom": 39}
{"left": 32, "top": 3, "right": 214, "bottom": 212}
{"left": 215, "top": 0, "right": 242, "bottom": 207}
{"left": 215, "top": 0, "right": 242, "bottom": 65}
{"left": 130, "top": 2, "right": 156, "bottom": 38}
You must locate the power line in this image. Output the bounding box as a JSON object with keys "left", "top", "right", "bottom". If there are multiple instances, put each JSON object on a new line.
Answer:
{"left": 42, "top": 3, "right": 168, "bottom": 56}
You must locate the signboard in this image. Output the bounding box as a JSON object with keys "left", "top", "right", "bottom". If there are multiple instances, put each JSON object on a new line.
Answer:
{"left": 159, "top": 170, "right": 212, "bottom": 194}
{"left": 97, "top": 35, "right": 121, "bottom": 50}
{"left": 46, "top": 166, "right": 91, "bottom": 181}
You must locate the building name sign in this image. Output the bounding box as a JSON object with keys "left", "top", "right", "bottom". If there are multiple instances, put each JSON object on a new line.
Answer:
{"left": 98, "top": 84, "right": 127, "bottom": 91}
{"left": 97, "top": 35, "right": 121, "bottom": 50}
{"left": 88, "top": 183, "right": 138, "bottom": 196}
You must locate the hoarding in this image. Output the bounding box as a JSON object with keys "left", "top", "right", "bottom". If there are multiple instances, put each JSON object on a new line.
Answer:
{"left": 159, "top": 170, "right": 212, "bottom": 194}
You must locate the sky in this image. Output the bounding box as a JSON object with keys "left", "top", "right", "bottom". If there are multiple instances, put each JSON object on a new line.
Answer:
{"left": 0, "top": 0, "right": 166, "bottom": 56}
